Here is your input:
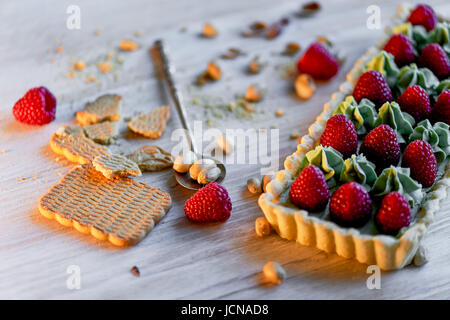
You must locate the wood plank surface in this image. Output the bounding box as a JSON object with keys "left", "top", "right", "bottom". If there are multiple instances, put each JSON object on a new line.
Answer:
{"left": 0, "top": 0, "right": 449, "bottom": 299}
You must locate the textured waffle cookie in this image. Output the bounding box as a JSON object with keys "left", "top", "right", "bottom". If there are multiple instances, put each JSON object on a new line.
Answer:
{"left": 76, "top": 94, "right": 122, "bottom": 126}
{"left": 84, "top": 121, "right": 118, "bottom": 145}
{"left": 39, "top": 165, "right": 172, "bottom": 246}
{"left": 126, "top": 145, "right": 174, "bottom": 171}
{"left": 128, "top": 106, "right": 170, "bottom": 139}
{"left": 93, "top": 154, "right": 141, "bottom": 179}
{"left": 50, "top": 126, "right": 110, "bottom": 164}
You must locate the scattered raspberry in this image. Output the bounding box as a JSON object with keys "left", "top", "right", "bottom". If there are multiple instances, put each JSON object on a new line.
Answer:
{"left": 329, "top": 182, "right": 372, "bottom": 227}
{"left": 402, "top": 140, "right": 437, "bottom": 188}
{"left": 407, "top": 4, "right": 438, "bottom": 32}
{"left": 12, "top": 87, "right": 56, "bottom": 125}
{"left": 360, "top": 125, "right": 400, "bottom": 171}
{"left": 184, "top": 182, "right": 232, "bottom": 222}
{"left": 432, "top": 89, "right": 450, "bottom": 125}
{"left": 375, "top": 192, "right": 411, "bottom": 235}
{"left": 296, "top": 42, "right": 339, "bottom": 81}
{"left": 320, "top": 114, "right": 358, "bottom": 158}
{"left": 289, "top": 165, "right": 330, "bottom": 212}
{"left": 353, "top": 70, "right": 393, "bottom": 109}
{"left": 397, "top": 85, "right": 431, "bottom": 122}
{"left": 418, "top": 43, "right": 450, "bottom": 79}
{"left": 383, "top": 34, "right": 415, "bottom": 67}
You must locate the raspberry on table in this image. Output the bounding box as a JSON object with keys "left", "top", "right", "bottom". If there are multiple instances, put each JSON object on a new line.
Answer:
{"left": 12, "top": 86, "right": 57, "bottom": 125}
{"left": 184, "top": 182, "right": 232, "bottom": 223}
{"left": 297, "top": 42, "right": 339, "bottom": 81}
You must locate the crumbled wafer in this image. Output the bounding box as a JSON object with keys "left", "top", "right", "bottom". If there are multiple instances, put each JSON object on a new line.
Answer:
{"left": 93, "top": 154, "right": 141, "bottom": 179}
{"left": 83, "top": 121, "right": 118, "bottom": 145}
{"left": 126, "top": 145, "right": 173, "bottom": 172}
{"left": 76, "top": 94, "right": 122, "bottom": 126}
{"left": 50, "top": 125, "right": 110, "bottom": 164}
{"left": 128, "top": 106, "right": 170, "bottom": 139}
{"left": 38, "top": 165, "right": 172, "bottom": 246}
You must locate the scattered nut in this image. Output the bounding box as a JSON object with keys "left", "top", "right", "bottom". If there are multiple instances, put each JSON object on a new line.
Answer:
{"left": 247, "top": 177, "right": 262, "bottom": 194}
{"left": 299, "top": 1, "right": 321, "bottom": 17}
{"left": 255, "top": 217, "right": 272, "bottom": 237}
{"left": 202, "top": 23, "right": 218, "bottom": 38}
{"left": 206, "top": 62, "right": 221, "bottom": 80}
{"left": 56, "top": 45, "right": 64, "bottom": 53}
{"left": 316, "top": 35, "right": 333, "bottom": 47}
{"left": 251, "top": 21, "right": 267, "bottom": 30}
{"left": 290, "top": 130, "right": 300, "bottom": 139}
{"left": 74, "top": 60, "right": 86, "bottom": 71}
{"left": 221, "top": 48, "right": 242, "bottom": 59}
{"left": 197, "top": 166, "right": 221, "bottom": 184}
{"left": 262, "top": 174, "right": 274, "bottom": 192}
{"left": 295, "top": 74, "right": 316, "bottom": 100}
{"left": 240, "top": 100, "right": 254, "bottom": 112}
{"left": 283, "top": 42, "right": 301, "bottom": 55}
{"left": 275, "top": 109, "right": 284, "bottom": 117}
{"left": 119, "top": 40, "right": 139, "bottom": 51}
{"left": 173, "top": 151, "right": 198, "bottom": 173}
{"left": 413, "top": 245, "right": 429, "bottom": 267}
{"left": 245, "top": 85, "right": 261, "bottom": 102}
{"left": 249, "top": 58, "right": 262, "bottom": 74}
{"left": 131, "top": 266, "right": 140, "bottom": 277}
{"left": 189, "top": 158, "right": 216, "bottom": 180}
{"left": 263, "top": 261, "right": 286, "bottom": 285}
{"left": 216, "top": 135, "right": 234, "bottom": 155}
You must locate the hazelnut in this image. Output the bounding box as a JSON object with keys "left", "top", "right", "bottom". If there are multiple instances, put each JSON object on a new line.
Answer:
{"left": 263, "top": 261, "right": 286, "bottom": 285}
{"left": 255, "top": 217, "right": 271, "bottom": 237}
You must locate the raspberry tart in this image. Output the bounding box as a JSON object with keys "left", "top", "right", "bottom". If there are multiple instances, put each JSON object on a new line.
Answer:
{"left": 258, "top": 3, "right": 450, "bottom": 270}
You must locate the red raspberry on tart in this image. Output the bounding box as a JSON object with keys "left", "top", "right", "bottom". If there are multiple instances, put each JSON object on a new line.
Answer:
{"left": 383, "top": 34, "right": 415, "bottom": 67}
{"left": 353, "top": 70, "right": 393, "bottom": 109}
{"left": 184, "top": 182, "right": 232, "bottom": 222}
{"left": 432, "top": 89, "right": 450, "bottom": 125}
{"left": 418, "top": 43, "right": 450, "bottom": 80}
{"left": 360, "top": 125, "right": 401, "bottom": 171}
{"left": 12, "top": 86, "right": 57, "bottom": 125}
{"left": 289, "top": 165, "right": 330, "bottom": 212}
{"left": 375, "top": 192, "right": 411, "bottom": 235}
{"left": 407, "top": 4, "right": 438, "bottom": 32}
{"left": 329, "top": 182, "right": 372, "bottom": 227}
{"left": 320, "top": 114, "right": 358, "bottom": 158}
{"left": 396, "top": 85, "right": 431, "bottom": 122}
{"left": 402, "top": 140, "right": 437, "bottom": 188}
{"left": 296, "top": 42, "right": 339, "bottom": 81}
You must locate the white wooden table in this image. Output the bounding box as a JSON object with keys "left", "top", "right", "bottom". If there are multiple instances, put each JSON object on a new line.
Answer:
{"left": 1, "top": 0, "right": 449, "bottom": 299}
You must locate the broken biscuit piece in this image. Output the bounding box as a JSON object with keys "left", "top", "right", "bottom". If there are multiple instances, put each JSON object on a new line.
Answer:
{"left": 93, "top": 154, "right": 142, "bottom": 179}
{"left": 126, "top": 145, "right": 174, "bottom": 172}
{"left": 128, "top": 106, "right": 171, "bottom": 139}
{"left": 76, "top": 94, "right": 122, "bottom": 126}
{"left": 38, "top": 164, "right": 171, "bottom": 246}
{"left": 50, "top": 125, "right": 110, "bottom": 164}
{"left": 83, "top": 121, "right": 118, "bottom": 145}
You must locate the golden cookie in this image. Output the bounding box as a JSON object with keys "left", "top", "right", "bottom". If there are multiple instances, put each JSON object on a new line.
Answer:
{"left": 93, "top": 154, "right": 142, "bottom": 179}
{"left": 39, "top": 165, "right": 172, "bottom": 246}
{"left": 50, "top": 126, "right": 110, "bottom": 164}
{"left": 126, "top": 145, "right": 174, "bottom": 172}
{"left": 76, "top": 94, "right": 122, "bottom": 126}
{"left": 83, "top": 121, "right": 118, "bottom": 145}
{"left": 128, "top": 106, "right": 170, "bottom": 139}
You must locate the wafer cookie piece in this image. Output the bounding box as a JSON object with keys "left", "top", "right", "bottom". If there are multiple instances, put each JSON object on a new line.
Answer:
{"left": 38, "top": 165, "right": 172, "bottom": 246}
{"left": 126, "top": 145, "right": 174, "bottom": 172}
{"left": 50, "top": 126, "right": 110, "bottom": 164}
{"left": 83, "top": 121, "right": 118, "bottom": 145}
{"left": 76, "top": 94, "right": 122, "bottom": 126}
{"left": 93, "top": 154, "right": 141, "bottom": 179}
{"left": 128, "top": 106, "right": 170, "bottom": 139}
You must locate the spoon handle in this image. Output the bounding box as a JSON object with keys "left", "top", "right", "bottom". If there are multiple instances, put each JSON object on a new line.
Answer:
{"left": 152, "top": 39, "right": 198, "bottom": 155}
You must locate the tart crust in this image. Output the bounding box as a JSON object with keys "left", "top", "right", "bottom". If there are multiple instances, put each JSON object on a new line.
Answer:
{"left": 258, "top": 3, "right": 450, "bottom": 270}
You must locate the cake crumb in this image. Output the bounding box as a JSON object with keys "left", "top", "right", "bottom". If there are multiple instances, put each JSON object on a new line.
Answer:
{"left": 275, "top": 109, "right": 284, "bottom": 117}
{"left": 202, "top": 24, "right": 217, "bottom": 38}
{"left": 98, "top": 61, "right": 112, "bottom": 73}
{"left": 119, "top": 40, "right": 139, "bottom": 51}
{"left": 56, "top": 46, "right": 64, "bottom": 53}
{"left": 74, "top": 61, "right": 86, "bottom": 71}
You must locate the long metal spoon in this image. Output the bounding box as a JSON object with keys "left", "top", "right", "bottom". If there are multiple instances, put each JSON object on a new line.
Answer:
{"left": 151, "top": 39, "right": 226, "bottom": 190}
